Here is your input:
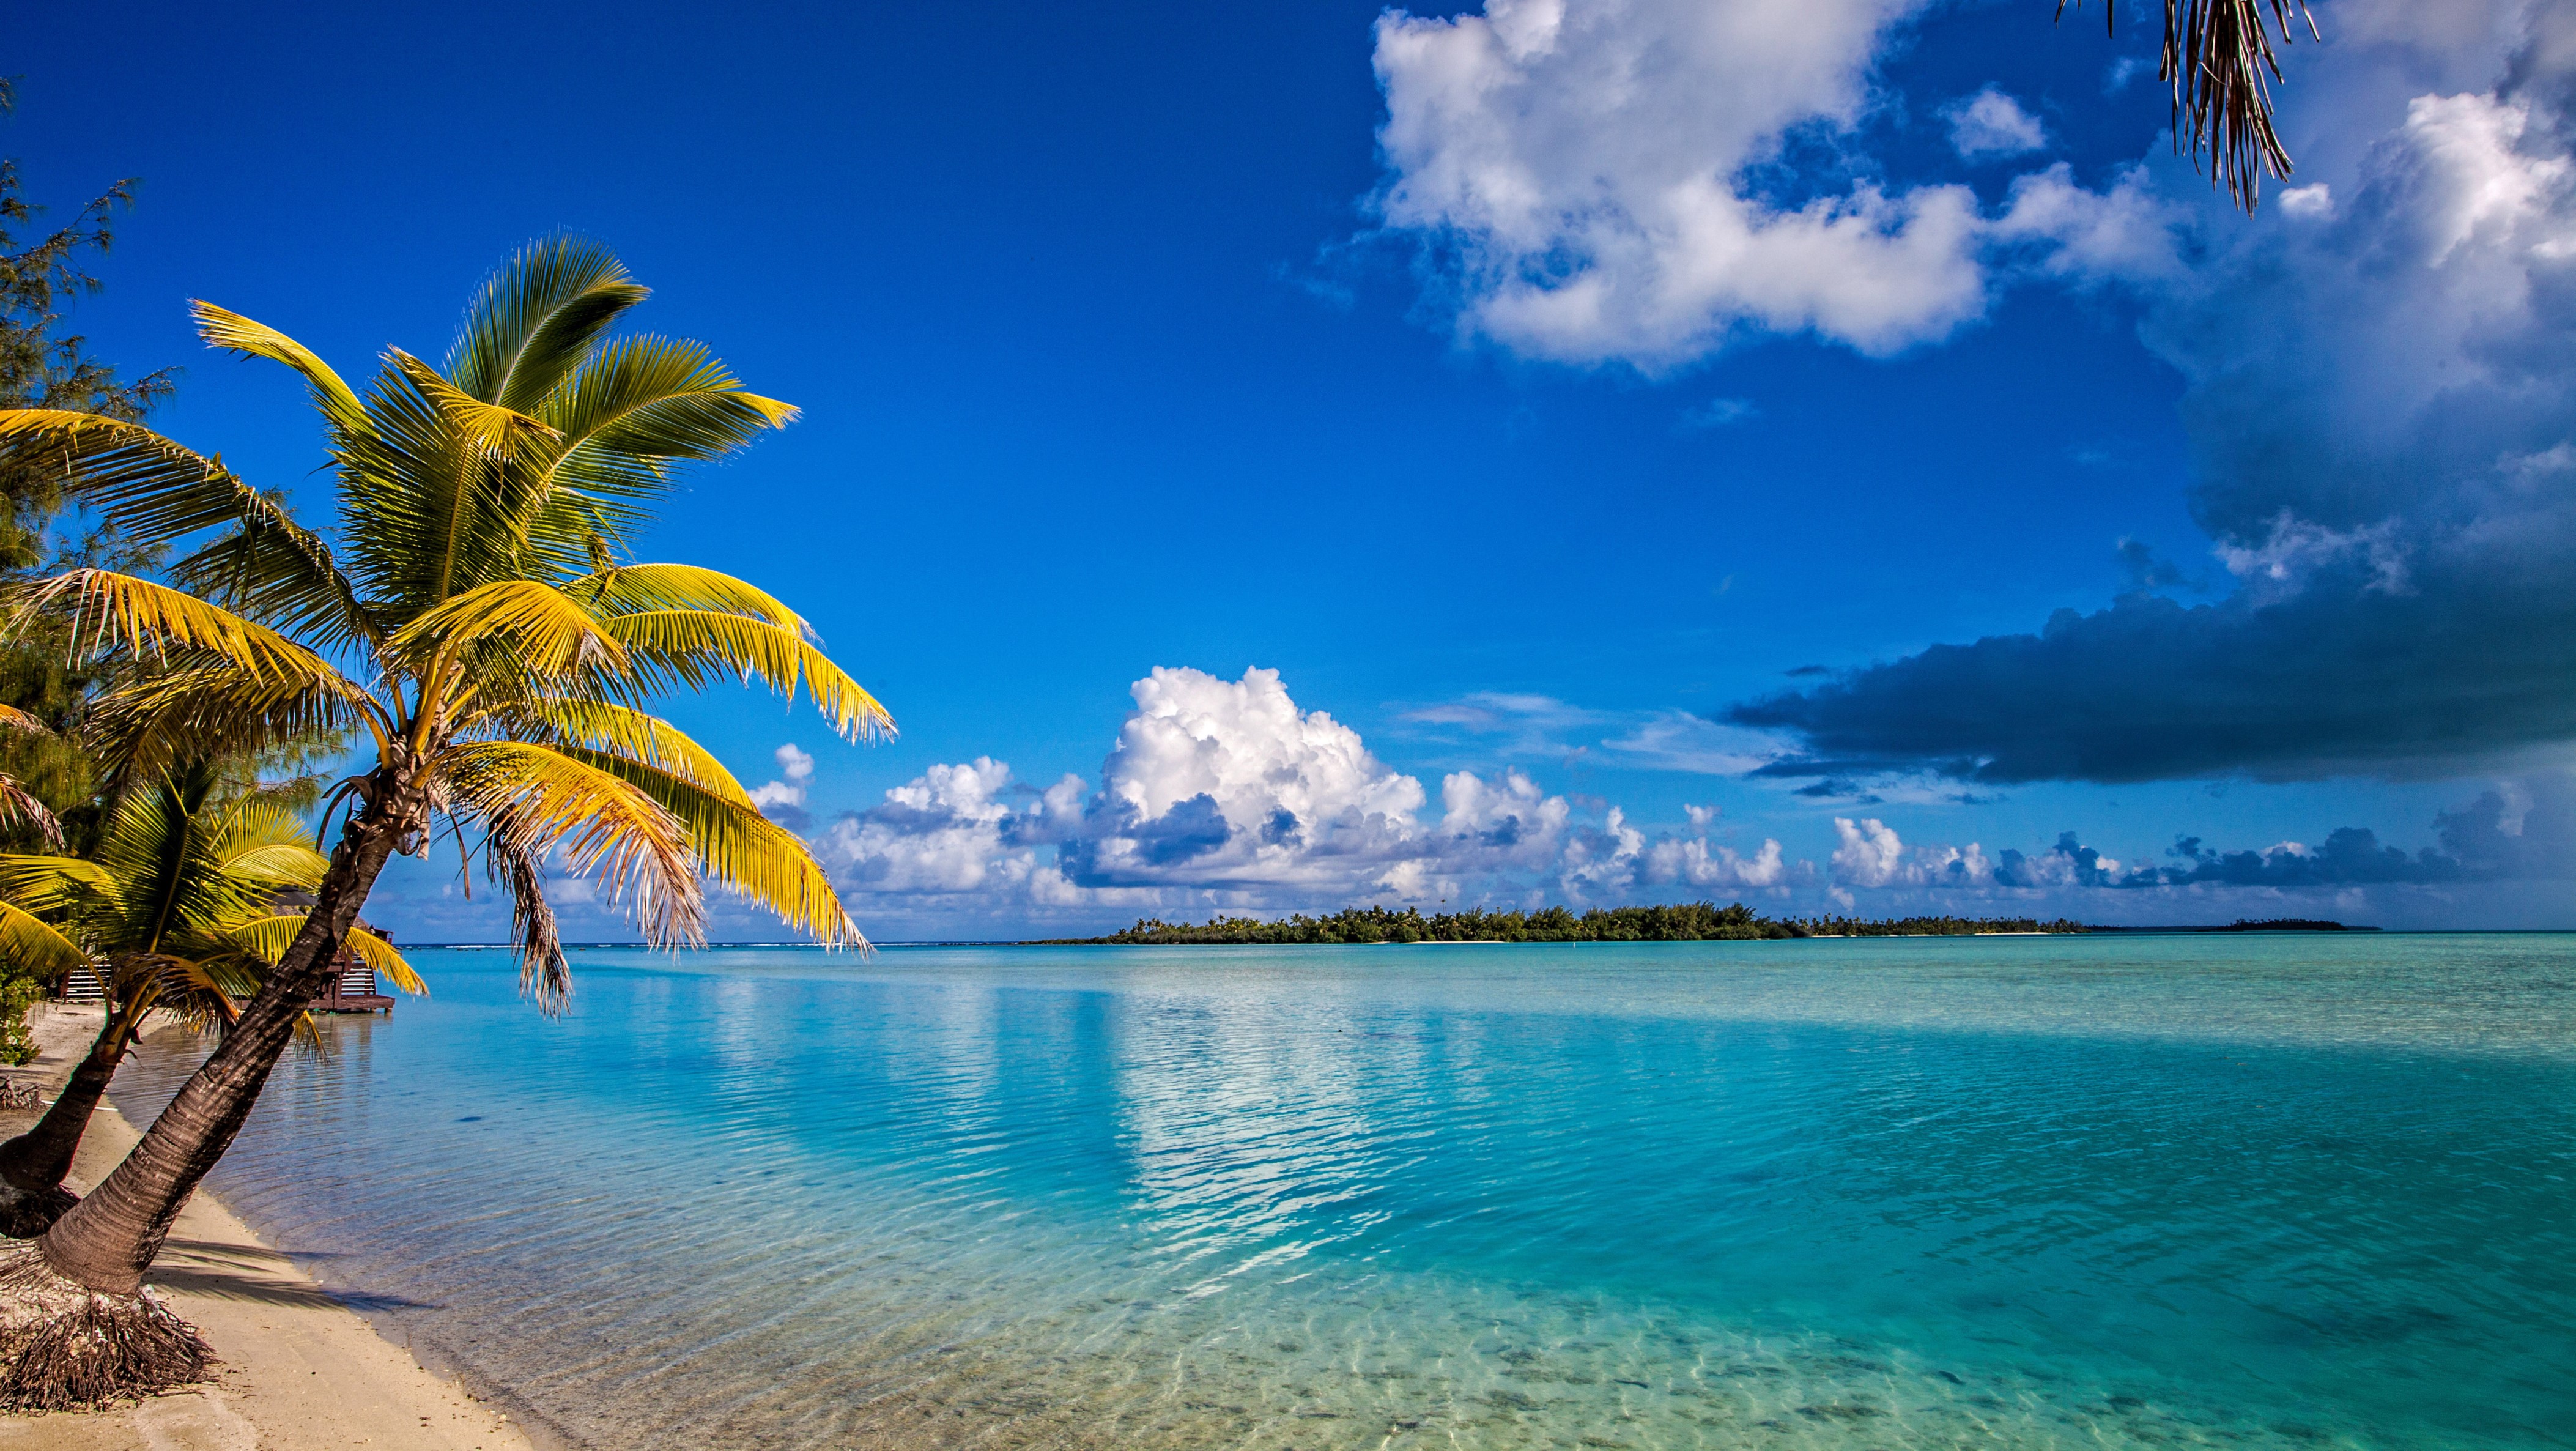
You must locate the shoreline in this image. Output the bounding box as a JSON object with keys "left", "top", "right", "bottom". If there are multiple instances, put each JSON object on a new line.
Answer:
{"left": 1, "top": 1004, "right": 539, "bottom": 1451}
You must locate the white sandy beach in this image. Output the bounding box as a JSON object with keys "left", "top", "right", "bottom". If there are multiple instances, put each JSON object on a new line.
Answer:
{"left": 0, "top": 1004, "right": 538, "bottom": 1451}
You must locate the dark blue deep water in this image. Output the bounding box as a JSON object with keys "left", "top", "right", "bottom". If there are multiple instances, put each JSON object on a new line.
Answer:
{"left": 112, "top": 936, "right": 2576, "bottom": 1449}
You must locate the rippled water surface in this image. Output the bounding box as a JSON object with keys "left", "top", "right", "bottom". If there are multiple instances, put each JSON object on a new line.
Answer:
{"left": 111, "top": 936, "right": 2576, "bottom": 1449}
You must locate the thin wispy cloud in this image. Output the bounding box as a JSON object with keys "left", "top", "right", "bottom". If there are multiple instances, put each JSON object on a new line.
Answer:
{"left": 1676, "top": 396, "right": 1758, "bottom": 431}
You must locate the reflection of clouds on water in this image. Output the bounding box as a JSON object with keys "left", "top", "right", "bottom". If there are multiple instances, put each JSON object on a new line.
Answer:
{"left": 105, "top": 941, "right": 2576, "bottom": 1451}
{"left": 1111, "top": 986, "right": 1404, "bottom": 1291}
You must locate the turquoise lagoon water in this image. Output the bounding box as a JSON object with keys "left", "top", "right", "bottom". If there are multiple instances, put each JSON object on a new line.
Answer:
{"left": 109, "top": 935, "right": 2576, "bottom": 1450}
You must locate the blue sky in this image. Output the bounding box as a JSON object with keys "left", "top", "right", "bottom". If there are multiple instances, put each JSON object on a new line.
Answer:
{"left": 15, "top": 0, "right": 2575, "bottom": 938}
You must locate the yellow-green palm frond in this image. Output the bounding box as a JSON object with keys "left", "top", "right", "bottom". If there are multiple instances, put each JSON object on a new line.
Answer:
{"left": 0, "top": 898, "right": 91, "bottom": 977}
{"left": 572, "top": 562, "right": 808, "bottom": 633}
{"left": 500, "top": 700, "right": 755, "bottom": 805}
{"left": 106, "top": 951, "right": 246, "bottom": 1034}
{"left": 213, "top": 842, "right": 327, "bottom": 885}
{"left": 566, "top": 745, "right": 863, "bottom": 948}
{"left": 390, "top": 350, "right": 563, "bottom": 460}
{"left": 450, "top": 235, "right": 650, "bottom": 414}
{"left": 191, "top": 301, "right": 372, "bottom": 439}
{"left": 205, "top": 796, "right": 331, "bottom": 890}
{"left": 165, "top": 484, "right": 380, "bottom": 651}
{"left": 91, "top": 769, "right": 265, "bottom": 954}
{"left": 345, "top": 927, "right": 424, "bottom": 994}
{"left": 0, "top": 410, "right": 261, "bottom": 552}
{"left": 90, "top": 664, "right": 388, "bottom": 783}
{"left": 443, "top": 740, "right": 705, "bottom": 948}
{"left": 533, "top": 336, "right": 796, "bottom": 525}
{"left": 0, "top": 406, "right": 372, "bottom": 647}
{"left": 21, "top": 569, "right": 361, "bottom": 691}
{"left": 341, "top": 349, "right": 561, "bottom": 613}
{"left": 0, "top": 405, "right": 377, "bottom": 649}
{"left": 538, "top": 335, "right": 797, "bottom": 459}
{"left": 519, "top": 340, "right": 795, "bottom": 567}
{"left": 600, "top": 609, "right": 894, "bottom": 742}
{"left": 225, "top": 915, "right": 423, "bottom": 996}
{"left": 0, "top": 852, "right": 113, "bottom": 915}
{"left": 0, "top": 704, "right": 50, "bottom": 735}
{"left": 389, "top": 578, "right": 626, "bottom": 680}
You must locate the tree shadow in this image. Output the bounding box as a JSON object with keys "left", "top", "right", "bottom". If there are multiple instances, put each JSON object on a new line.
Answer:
{"left": 147, "top": 1238, "right": 434, "bottom": 1312}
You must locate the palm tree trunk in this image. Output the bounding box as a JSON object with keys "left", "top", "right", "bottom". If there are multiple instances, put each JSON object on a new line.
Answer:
{"left": 32, "top": 790, "right": 410, "bottom": 1295}
{"left": 0, "top": 1008, "right": 131, "bottom": 1203}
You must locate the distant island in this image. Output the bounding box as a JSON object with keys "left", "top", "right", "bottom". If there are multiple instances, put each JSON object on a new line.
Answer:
{"left": 2091, "top": 918, "right": 2375, "bottom": 933}
{"left": 1029, "top": 902, "right": 2089, "bottom": 946}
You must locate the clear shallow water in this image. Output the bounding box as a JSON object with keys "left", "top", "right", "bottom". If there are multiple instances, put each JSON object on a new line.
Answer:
{"left": 110, "top": 935, "right": 2576, "bottom": 1450}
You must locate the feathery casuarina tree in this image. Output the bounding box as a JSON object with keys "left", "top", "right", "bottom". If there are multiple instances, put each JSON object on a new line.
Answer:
{"left": 0, "top": 236, "right": 885, "bottom": 1406}
{"left": 0, "top": 761, "right": 413, "bottom": 1236}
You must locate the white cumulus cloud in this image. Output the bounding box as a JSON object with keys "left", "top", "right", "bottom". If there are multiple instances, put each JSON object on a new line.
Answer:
{"left": 1368, "top": 0, "right": 2174, "bottom": 368}
{"left": 747, "top": 741, "right": 821, "bottom": 831}
{"left": 1945, "top": 86, "right": 2048, "bottom": 158}
{"left": 819, "top": 666, "right": 1819, "bottom": 923}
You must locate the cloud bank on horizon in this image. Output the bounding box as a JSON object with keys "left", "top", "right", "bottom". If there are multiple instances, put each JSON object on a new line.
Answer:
{"left": 814, "top": 666, "right": 1790, "bottom": 932}
{"left": 1374, "top": 0, "right": 2576, "bottom": 796}
{"left": 786, "top": 666, "right": 2573, "bottom": 936}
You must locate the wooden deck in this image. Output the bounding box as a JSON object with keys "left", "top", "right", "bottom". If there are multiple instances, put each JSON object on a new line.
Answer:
{"left": 308, "top": 941, "right": 395, "bottom": 1015}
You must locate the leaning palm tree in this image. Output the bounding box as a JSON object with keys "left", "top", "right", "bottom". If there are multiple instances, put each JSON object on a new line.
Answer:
{"left": 0, "top": 762, "right": 416, "bottom": 1237}
{"left": 0, "top": 236, "right": 884, "bottom": 1408}
{"left": 2061, "top": 0, "right": 2320, "bottom": 213}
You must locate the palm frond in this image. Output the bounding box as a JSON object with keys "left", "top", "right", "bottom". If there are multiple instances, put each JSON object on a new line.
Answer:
{"left": 502, "top": 700, "right": 757, "bottom": 806}
{"left": 190, "top": 301, "right": 372, "bottom": 438}
{"left": 390, "top": 350, "right": 563, "bottom": 459}
{"left": 388, "top": 578, "right": 625, "bottom": 679}
{"left": 345, "top": 927, "right": 424, "bottom": 994}
{"left": 0, "top": 409, "right": 245, "bottom": 547}
{"left": 0, "top": 852, "right": 114, "bottom": 913}
{"left": 0, "top": 409, "right": 369, "bottom": 645}
{"left": 88, "top": 664, "right": 384, "bottom": 783}
{"left": 213, "top": 841, "right": 328, "bottom": 888}
{"left": 517, "top": 340, "right": 796, "bottom": 567}
{"left": 2166, "top": 0, "right": 2317, "bottom": 212}
{"left": 573, "top": 562, "right": 809, "bottom": 633}
{"left": 0, "top": 899, "right": 91, "bottom": 977}
{"left": 448, "top": 236, "right": 650, "bottom": 413}
{"left": 2061, "top": 0, "right": 2316, "bottom": 212}
{"left": 566, "top": 746, "right": 864, "bottom": 948}
{"left": 0, "top": 705, "right": 51, "bottom": 735}
{"left": 19, "top": 569, "right": 363, "bottom": 692}
{"left": 538, "top": 335, "right": 798, "bottom": 459}
{"left": 108, "top": 950, "right": 246, "bottom": 1035}
{"left": 224, "top": 916, "right": 423, "bottom": 996}
{"left": 485, "top": 833, "right": 570, "bottom": 1012}
{"left": 599, "top": 609, "right": 894, "bottom": 741}
{"left": 442, "top": 740, "right": 704, "bottom": 948}
{"left": 0, "top": 777, "right": 62, "bottom": 847}
{"left": 163, "top": 484, "right": 379, "bottom": 651}
{"left": 342, "top": 347, "right": 557, "bottom": 611}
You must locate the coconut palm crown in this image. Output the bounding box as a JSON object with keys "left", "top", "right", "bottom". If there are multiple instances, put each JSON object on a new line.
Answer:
{"left": 0, "top": 237, "right": 885, "bottom": 1329}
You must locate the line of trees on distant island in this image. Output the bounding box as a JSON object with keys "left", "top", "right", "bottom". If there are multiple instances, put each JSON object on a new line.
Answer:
{"left": 1034, "top": 902, "right": 2090, "bottom": 946}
